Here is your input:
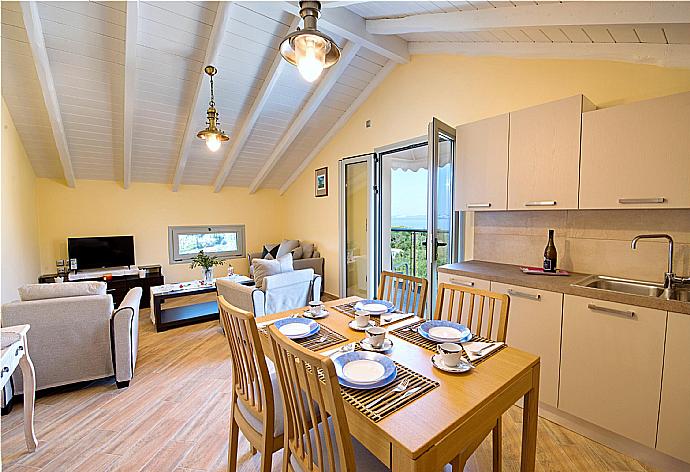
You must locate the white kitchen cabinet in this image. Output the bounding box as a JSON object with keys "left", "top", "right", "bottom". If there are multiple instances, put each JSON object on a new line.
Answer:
{"left": 455, "top": 114, "right": 509, "bottom": 211}
{"left": 656, "top": 312, "right": 690, "bottom": 463}
{"left": 559, "top": 295, "right": 667, "bottom": 447}
{"left": 508, "top": 95, "right": 595, "bottom": 210}
{"left": 579, "top": 91, "right": 690, "bottom": 209}
{"left": 491, "top": 282, "right": 563, "bottom": 407}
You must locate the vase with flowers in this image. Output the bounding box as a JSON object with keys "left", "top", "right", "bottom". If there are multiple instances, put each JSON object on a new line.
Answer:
{"left": 190, "top": 250, "right": 224, "bottom": 284}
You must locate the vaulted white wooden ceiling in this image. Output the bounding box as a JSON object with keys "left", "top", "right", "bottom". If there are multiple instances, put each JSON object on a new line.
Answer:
{"left": 2, "top": 1, "right": 689, "bottom": 193}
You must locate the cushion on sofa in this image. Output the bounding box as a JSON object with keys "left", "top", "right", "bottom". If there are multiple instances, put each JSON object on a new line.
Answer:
{"left": 261, "top": 243, "right": 280, "bottom": 260}
{"left": 301, "top": 242, "right": 314, "bottom": 259}
{"left": 291, "top": 246, "right": 303, "bottom": 260}
{"left": 253, "top": 254, "right": 294, "bottom": 289}
{"left": 18, "top": 281, "right": 107, "bottom": 301}
{"left": 277, "top": 239, "right": 300, "bottom": 258}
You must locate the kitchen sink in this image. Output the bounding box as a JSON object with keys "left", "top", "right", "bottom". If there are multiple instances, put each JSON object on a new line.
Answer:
{"left": 573, "top": 275, "right": 666, "bottom": 298}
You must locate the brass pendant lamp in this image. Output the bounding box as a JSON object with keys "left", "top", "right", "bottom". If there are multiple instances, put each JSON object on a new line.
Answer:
{"left": 280, "top": 1, "right": 341, "bottom": 82}
{"left": 196, "top": 65, "right": 229, "bottom": 152}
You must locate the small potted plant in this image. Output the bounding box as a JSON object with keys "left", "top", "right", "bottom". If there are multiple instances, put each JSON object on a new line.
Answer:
{"left": 190, "top": 250, "right": 224, "bottom": 284}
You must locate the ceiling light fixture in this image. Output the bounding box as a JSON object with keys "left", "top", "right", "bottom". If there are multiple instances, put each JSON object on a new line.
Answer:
{"left": 280, "top": 1, "right": 341, "bottom": 83}
{"left": 196, "top": 65, "right": 228, "bottom": 152}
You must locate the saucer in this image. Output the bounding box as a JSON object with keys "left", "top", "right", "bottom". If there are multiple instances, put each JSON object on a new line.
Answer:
{"left": 360, "top": 338, "right": 394, "bottom": 352}
{"left": 348, "top": 320, "right": 375, "bottom": 331}
{"left": 303, "top": 309, "right": 329, "bottom": 319}
{"left": 431, "top": 354, "right": 472, "bottom": 373}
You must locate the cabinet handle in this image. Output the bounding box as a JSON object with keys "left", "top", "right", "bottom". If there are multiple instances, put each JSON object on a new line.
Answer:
{"left": 618, "top": 198, "right": 665, "bottom": 204}
{"left": 525, "top": 201, "right": 556, "bottom": 207}
{"left": 588, "top": 303, "right": 635, "bottom": 318}
{"left": 450, "top": 278, "right": 474, "bottom": 287}
{"left": 507, "top": 289, "right": 541, "bottom": 301}
{"left": 466, "top": 203, "right": 491, "bottom": 208}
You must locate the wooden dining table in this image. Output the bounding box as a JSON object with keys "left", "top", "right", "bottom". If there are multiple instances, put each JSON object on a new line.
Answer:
{"left": 258, "top": 296, "right": 540, "bottom": 472}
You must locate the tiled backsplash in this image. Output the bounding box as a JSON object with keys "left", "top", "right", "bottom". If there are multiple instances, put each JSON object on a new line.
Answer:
{"left": 473, "top": 209, "right": 690, "bottom": 283}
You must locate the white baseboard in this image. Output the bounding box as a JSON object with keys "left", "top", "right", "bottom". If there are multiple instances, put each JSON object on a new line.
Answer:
{"left": 536, "top": 403, "right": 690, "bottom": 472}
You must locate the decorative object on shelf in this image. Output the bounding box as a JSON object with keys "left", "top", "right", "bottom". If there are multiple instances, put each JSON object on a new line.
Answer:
{"left": 196, "top": 65, "right": 229, "bottom": 152}
{"left": 315, "top": 166, "right": 328, "bottom": 197}
{"left": 189, "top": 250, "right": 224, "bottom": 284}
{"left": 279, "top": 1, "right": 341, "bottom": 83}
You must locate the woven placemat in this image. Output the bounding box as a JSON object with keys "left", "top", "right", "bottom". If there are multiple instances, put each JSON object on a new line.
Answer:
{"left": 259, "top": 322, "right": 348, "bottom": 352}
{"left": 390, "top": 320, "right": 506, "bottom": 366}
{"left": 331, "top": 301, "right": 415, "bottom": 327}
{"left": 340, "top": 360, "right": 439, "bottom": 423}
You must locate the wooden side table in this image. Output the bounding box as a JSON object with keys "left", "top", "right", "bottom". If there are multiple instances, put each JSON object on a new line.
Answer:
{"left": 1, "top": 325, "right": 38, "bottom": 452}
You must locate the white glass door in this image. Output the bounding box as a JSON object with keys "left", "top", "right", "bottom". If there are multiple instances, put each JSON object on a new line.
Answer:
{"left": 339, "top": 154, "right": 375, "bottom": 298}
{"left": 427, "top": 118, "right": 457, "bottom": 310}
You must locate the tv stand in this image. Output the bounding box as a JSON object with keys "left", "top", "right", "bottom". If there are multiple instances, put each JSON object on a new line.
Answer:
{"left": 38, "top": 265, "right": 163, "bottom": 309}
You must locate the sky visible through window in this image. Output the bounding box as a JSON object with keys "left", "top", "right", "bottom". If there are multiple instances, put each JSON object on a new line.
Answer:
{"left": 178, "top": 232, "right": 238, "bottom": 255}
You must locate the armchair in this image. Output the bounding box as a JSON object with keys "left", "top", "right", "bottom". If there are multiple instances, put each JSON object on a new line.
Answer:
{"left": 1, "top": 282, "right": 142, "bottom": 395}
{"left": 216, "top": 269, "right": 321, "bottom": 318}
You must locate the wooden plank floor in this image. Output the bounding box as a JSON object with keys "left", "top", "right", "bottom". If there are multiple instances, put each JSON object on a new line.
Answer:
{"left": 1, "top": 294, "right": 656, "bottom": 471}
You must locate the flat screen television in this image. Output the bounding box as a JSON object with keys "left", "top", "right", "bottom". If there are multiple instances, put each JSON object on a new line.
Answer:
{"left": 68, "top": 236, "right": 135, "bottom": 270}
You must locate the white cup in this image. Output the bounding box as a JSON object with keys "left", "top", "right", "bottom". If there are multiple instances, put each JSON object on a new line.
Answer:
{"left": 437, "top": 343, "right": 463, "bottom": 367}
{"left": 365, "top": 326, "right": 386, "bottom": 348}
{"left": 354, "top": 310, "right": 370, "bottom": 328}
{"left": 54, "top": 276, "right": 64, "bottom": 283}
{"left": 308, "top": 301, "right": 323, "bottom": 316}
{"left": 138, "top": 269, "right": 147, "bottom": 278}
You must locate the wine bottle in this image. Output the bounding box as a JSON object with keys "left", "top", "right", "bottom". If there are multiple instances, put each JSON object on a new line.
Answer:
{"left": 543, "top": 229, "right": 557, "bottom": 272}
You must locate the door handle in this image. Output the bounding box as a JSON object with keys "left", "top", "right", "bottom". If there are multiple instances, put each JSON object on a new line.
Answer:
{"left": 587, "top": 304, "right": 635, "bottom": 318}
{"left": 507, "top": 289, "right": 541, "bottom": 301}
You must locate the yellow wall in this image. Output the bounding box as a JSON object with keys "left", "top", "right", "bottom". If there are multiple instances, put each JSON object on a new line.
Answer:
{"left": 1, "top": 100, "right": 41, "bottom": 303}
{"left": 35, "top": 179, "right": 286, "bottom": 283}
{"left": 283, "top": 54, "right": 690, "bottom": 294}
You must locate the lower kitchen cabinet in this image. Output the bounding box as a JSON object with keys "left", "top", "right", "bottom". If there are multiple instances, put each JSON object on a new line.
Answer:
{"left": 656, "top": 312, "right": 690, "bottom": 463}
{"left": 492, "top": 282, "right": 563, "bottom": 407}
{"left": 559, "top": 295, "right": 667, "bottom": 447}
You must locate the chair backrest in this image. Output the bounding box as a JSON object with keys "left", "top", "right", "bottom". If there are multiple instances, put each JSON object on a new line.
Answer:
{"left": 432, "top": 283, "right": 510, "bottom": 342}
{"left": 268, "top": 325, "right": 355, "bottom": 472}
{"left": 264, "top": 268, "right": 316, "bottom": 315}
{"left": 377, "top": 271, "right": 428, "bottom": 317}
{"left": 218, "top": 296, "right": 276, "bottom": 436}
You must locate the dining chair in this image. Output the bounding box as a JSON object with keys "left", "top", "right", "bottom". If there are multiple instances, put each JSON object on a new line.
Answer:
{"left": 267, "top": 324, "right": 389, "bottom": 472}
{"left": 218, "top": 296, "right": 283, "bottom": 472}
{"left": 377, "top": 271, "right": 428, "bottom": 317}
{"left": 433, "top": 283, "right": 510, "bottom": 472}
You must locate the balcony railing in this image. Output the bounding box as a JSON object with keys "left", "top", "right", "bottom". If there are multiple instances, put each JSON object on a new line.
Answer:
{"left": 390, "top": 228, "right": 427, "bottom": 278}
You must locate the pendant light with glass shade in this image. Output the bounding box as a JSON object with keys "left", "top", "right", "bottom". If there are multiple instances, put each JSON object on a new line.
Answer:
{"left": 196, "top": 65, "right": 229, "bottom": 152}
{"left": 280, "top": 1, "right": 341, "bottom": 83}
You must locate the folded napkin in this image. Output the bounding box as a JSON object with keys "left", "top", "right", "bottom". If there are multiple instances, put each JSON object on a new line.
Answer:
{"left": 1, "top": 332, "right": 21, "bottom": 350}
{"left": 462, "top": 341, "right": 504, "bottom": 362}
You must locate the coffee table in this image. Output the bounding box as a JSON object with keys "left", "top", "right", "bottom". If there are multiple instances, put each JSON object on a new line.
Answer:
{"left": 150, "top": 275, "right": 252, "bottom": 332}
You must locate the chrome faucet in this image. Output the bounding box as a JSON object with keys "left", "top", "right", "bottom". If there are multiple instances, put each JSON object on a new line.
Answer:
{"left": 631, "top": 234, "right": 690, "bottom": 292}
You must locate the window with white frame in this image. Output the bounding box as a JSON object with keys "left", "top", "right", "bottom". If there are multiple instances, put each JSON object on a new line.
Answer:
{"left": 168, "top": 225, "right": 246, "bottom": 264}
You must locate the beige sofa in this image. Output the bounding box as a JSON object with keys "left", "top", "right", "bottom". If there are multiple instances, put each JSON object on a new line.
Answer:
{"left": 249, "top": 240, "right": 324, "bottom": 292}
{"left": 1, "top": 281, "right": 142, "bottom": 396}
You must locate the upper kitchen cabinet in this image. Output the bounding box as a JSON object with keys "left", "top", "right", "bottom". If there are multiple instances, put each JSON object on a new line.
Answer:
{"left": 580, "top": 91, "right": 690, "bottom": 209}
{"left": 455, "top": 114, "right": 509, "bottom": 211}
{"left": 508, "top": 95, "right": 595, "bottom": 210}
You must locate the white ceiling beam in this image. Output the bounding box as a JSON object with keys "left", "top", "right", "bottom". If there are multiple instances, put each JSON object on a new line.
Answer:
{"left": 279, "top": 60, "right": 396, "bottom": 195}
{"left": 279, "top": 2, "right": 408, "bottom": 63}
{"left": 123, "top": 0, "right": 138, "bottom": 189}
{"left": 213, "top": 16, "right": 301, "bottom": 193}
{"left": 367, "top": 2, "right": 690, "bottom": 35}
{"left": 20, "top": 1, "right": 76, "bottom": 188}
{"left": 249, "top": 41, "right": 361, "bottom": 194}
{"left": 409, "top": 42, "right": 690, "bottom": 69}
{"left": 171, "top": 1, "right": 232, "bottom": 192}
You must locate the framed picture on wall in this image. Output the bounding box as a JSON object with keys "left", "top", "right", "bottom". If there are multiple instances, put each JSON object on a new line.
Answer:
{"left": 315, "top": 167, "right": 328, "bottom": 197}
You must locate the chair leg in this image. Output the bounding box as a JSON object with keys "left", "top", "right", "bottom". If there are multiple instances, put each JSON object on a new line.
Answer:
{"left": 451, "top": 454, "right": 467, "bottom": 472}
{"left": 228, "top": 415, "right": 239, "bottom": 472}
{"left": 260, "top": 447, "right": 272, "bottom": 472}
{"left": 492, "top": 418, "right": 502, "bottom": 472}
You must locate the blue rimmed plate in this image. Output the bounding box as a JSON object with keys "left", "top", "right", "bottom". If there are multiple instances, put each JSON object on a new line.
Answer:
{"left": 333, "top": 351, "right": 397, "bottom": 389}
{"left": 418, "top": 320, "right": 472, "bottom": 343}
{"left": 354, "top": 299, "right": 395, "bottom": 314}
{"left": 274, "top": 318, "right": 320, "bottom": 339}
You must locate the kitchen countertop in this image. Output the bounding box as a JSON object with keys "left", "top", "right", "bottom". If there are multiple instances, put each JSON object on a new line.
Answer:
{"left": 439, "top": 260, "right": 690, "bottom": 315}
